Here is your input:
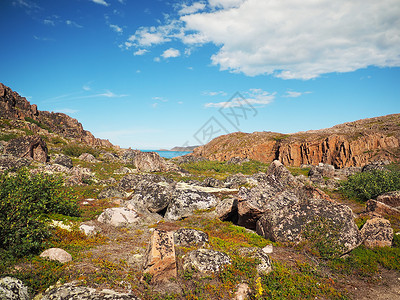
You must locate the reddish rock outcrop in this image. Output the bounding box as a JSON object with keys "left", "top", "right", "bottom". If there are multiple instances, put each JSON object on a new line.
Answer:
{"left": 191, "top": 114, "right": 400, "bottom": 168}
{"left": 4, "top": 136, "right": 48, "bottom": 162}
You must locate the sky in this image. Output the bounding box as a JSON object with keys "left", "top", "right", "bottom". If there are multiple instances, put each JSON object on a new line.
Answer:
{"left": 1, "top": 0, "right": 399, "bottom": 149}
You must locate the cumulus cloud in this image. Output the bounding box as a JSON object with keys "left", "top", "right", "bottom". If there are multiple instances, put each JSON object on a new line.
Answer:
{"left": 110, "top": 24, "right": 123, "bottom": 33}
{"left": 161, "top": 48, "right": 181, "bottom": 58}
{"left": 179, "top": 2, "right": 206, "bottom": 15}
{"left": 91, "top": 0, "right": 109, "bottom": 6}
{"left": 205, "top": 88, "right": 275, "bottom": 108}
{"left": 134, "top": 49, "right": 148, "bottom": 56}
{"left": 283, "top": 91, "right": 311, "bottom": 98}
{"left": 128, "top": 27, "right": 171, "bottom": 47}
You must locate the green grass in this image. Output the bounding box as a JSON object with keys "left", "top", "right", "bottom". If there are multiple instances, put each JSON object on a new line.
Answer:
{"left": 0, "top": 132, "right": 18, "bottom": 141}
{"left": 288, "top": 167, "right": 310, "bottom": 177}
{"left": 24, "top": 117, "right": 52, "bottom": 132}
{"left": 62, "top": 144, "right": 101, "bottom": 158}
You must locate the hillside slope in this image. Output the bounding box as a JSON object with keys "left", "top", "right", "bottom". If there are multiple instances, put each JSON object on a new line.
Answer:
{"left": 192, "top": 114, "right": 400, "bottom": 168}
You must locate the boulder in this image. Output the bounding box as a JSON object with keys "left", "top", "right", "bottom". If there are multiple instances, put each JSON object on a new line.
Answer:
{"left": 143, "top": 229, "right": 177, "bottom": 283}
{"left": 266, "top": 160, "right": 301, "bottom": 188}
{"left": 4, "top": 135, "right": 48, "bottom": 162}
{"left": 101, "top": 152, "right": 119, "bottom": 161}
{"left": 183, "top": 249, "right": 231, "bottom": 273}
{"left": 164, "top": 190, "right": 217, "bottom": 221}
{"left": 114, "top": 167, "right": 135, "bottom": 174}
{"left": 134, "top": 151, "right": 168, "bottom": 172}
{"left": 127, "top": 180, "right": 174, "bottom": 214}
{"left": 173, "top": 228, "right": 209, "bottom": 247}
{"left": 53, "top": 154, "right": 73, "bottom": 169}
{"left": 365, "top": 199, "right": 400, "bottom": 216}
{"left": 98, "top": 186, "right": 126, "bottom": 199}
{"left": 40, "top": 282, "right": 137, "bottom": 299}
{"left": 40, "top": 248, "right": 72, "bottom": 263}
{"left": 78, "top": 153, "right": 98, "bottom": 163}
{"left": 360, "top": 218, "right": 393, "bottom": 248}
{"left": 0, "top": 277, "right": 29, "bottom": 300}
{"left": 0, "top": 155, "right": 31, "bottom": 172}
{"left": 226, "top": 157, "right": 250, "bottom": 165}
{"left": 256, "top": 198, "right": 361, "bottom": 255}
{"left": 97, "top": 207, "right": 140, "bottom": 227}
{"left": 362, "top": 161, "right": 390, "bottom": 172}
{"left": 234, "top": 283, "right": 251, "bottom": 300}
{"left": 376, "top": 191, "right": 400, "bottom": 209}
{"left": 215, "top": 196, "right": 238, "bottom": 222}
{"left": 239, "top": 247, "right": 272, "bottom": 274}
{"left": 201, "top": 177, "right": 224, "bottom": 188}
{"left": 121, "top": 149, "right": 140, "bottom": 164}
{"left": 224, "top": 173, "right": 249, "bottom": 189}
{"left": 79, "top": 224, "right": 98, "bottom": 236}
{"left": 118, "top": 174, "right": 172, "bottom": 191}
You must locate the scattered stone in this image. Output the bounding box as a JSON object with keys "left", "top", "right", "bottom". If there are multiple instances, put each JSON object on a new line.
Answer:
{"left": 173, "top": 228, "right": 209, "bottom": 247}
{"left": 224, "top": 173, "right": 249, "bottom": 189}
{"left": 366, "top": 199, "right": 400, "bottom": 216}
{"left": 183, "top": 249, "right": 231, "bottom": 273}
{"left": 360, "top": 218, "right": 393, "bottom": 248}
{"left": 53, "top": 154, "right": 73, "bottom": 169}
{"left": 226, "top": 157, "right": 250, "bottom": 165}
{"left": 362, "top": 161, "right": 390, "bottom": 172}
{"left": 0, "top": 155, "right": 31, "bottom": 172}
{"left": 78, "top": 153, "right": 98, "bottom": 163}
{"left": 40, "top": 248, "right": 72, "bottom": 263}
{"left": 4, "top": 135, "right": 48, "bottom": 162}
{"left": 256, "top": 198, "right": 361, "bottom": 255}
{"left": 79, "top": 224, "right": 98, "bottom": 236}
{"left": 173, "top": 155, "right": 208, "bottom": 164}
{"left": 0, "top": 277, "right": 29, "bottom": 300}
{"left": 201, "top": 177, "right": 224, "bottom": 188}
{"left": 134, "top": 151, "right": 168, "bottom": 172}
{"left": 98, "top": 186, "right": 127, "bottom": 199}
{"left": 143, "top": 229, "right": 177, "bottom": 283}
{"left": 376, "top": 191, "right": 400, "bottom": 209}
{"left": 114, "top": 167, "right": 135, "bottom": 174}
{"left": 101, "top": 152, "right": 119, "bottom": 161}
{"left": 164, "top": 190, "right": 217, "bottom": 221}
{"left": 97, "top": 207, "right": 140, "bottom": 227}
{"left": 234, "top": 283, "right": 250, "bottom": 300}
{"left": 39, "top": 282, "right": 137, "bottom": 299}
{"left": 262, "top": 245, "right": 273, "bottom": 254}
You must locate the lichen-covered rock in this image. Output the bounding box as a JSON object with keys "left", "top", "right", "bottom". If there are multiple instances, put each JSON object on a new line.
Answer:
{"left": 256, "top": 198, "right": 361, "bottom": 254}
{"left": 239, "top": 247, "right": 272, "bottom": 274}
{"left": 215, "top": 196, "right": 238, "bottom": 222}
{"left": 98, "top": 186, "right": 127, "bottom": 199}
{"left": 164, "top": 190, "right": 217, "bottom": 221}
{"left": 365, "top": 199, "right": 400, "bottom": 216}
{"left": 97, "top": 207, "right": 140, "bottom": 227}
{"left": 0, "top": 155, "right": 31, "bottom": 172}
{"left": 53, "top": 154, "right": 73, "bottom": 169}
{"left": 174, "top": 228, "right": 209, "bottom": 247}
{"left": 134, "top": 151, "right": 168, "bottom": 172}
{"left": 121, "top": 149, "right": 140, "bottom": 164}
{"left": 101, "top": 152, "right": 119, "bottom": 162}
{"left": 360, "top": 218, "right": 393, "bottom": 248}
{"left": 4, "top": 135, "right": 48, "bottom": 162}
{"left": 201, "top": 177, "right": 224, "bottom": 188}
{"left": 0, "top": 277, "right": 29, "bottom": 300}
{"left": 143, "top": 229, "right": 177, "bottom": 283}
{"left": 40, "top": 248, "right": 72, "bottom": 263}
{"left": 78, "top": 153, "right": 98, "bottom": 163}
{"left": 376, "top": 191, "right": 400, "bottom": 209}
{"left": 183, "top": 249, "right": 231, "bottom": 273}
{"left": 40, "top": 282, "right": 138, "bottom": 299}
{"left": 118, "top": 174, "right": 172, "bottom": 191}
{"left": 362, "top": 161, "right": 390, "bottom": 172}
{"left": 224, "top": 173, "right": 249, "bottom": 189}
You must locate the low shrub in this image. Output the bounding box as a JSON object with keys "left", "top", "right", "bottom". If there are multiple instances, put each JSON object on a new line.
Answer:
{"left": 0, "top": 169, "right": 80, "bottom": 257}
{"left": 62, "top": 144, "right": 100, "bottom": 158}
{"left": 340, "top": 170, "right": 400, "bottom": 202}
{"left": 0, "top": 133, "right": 18, "bottom": 141}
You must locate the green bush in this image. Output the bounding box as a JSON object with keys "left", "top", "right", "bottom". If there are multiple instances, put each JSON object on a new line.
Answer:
{"left": 181, "top": 160, "right": 269, "bottom": 176}
{"left": 62, "top": 144, "right": 100, "bottom": 158}
{"left": 24, "top": 117, "right": 52, "bottom": 132}
{"left": 0, "top": 169, "right": 79, "bottom": 257}
{"left": 340, "top": 170, "right": 400, "bottom": 202}
{"left": 0, "top": 133, "right": 18, "bottom": 142}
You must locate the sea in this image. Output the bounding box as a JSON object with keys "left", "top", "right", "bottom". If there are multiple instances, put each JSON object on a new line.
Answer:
{"left": 140, "top": 150, "right": 192, "bottom": 159}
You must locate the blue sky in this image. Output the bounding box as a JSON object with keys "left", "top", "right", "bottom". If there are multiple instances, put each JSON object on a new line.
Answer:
{"left": 1, "top": 0, "right": 399, "bottom": 149}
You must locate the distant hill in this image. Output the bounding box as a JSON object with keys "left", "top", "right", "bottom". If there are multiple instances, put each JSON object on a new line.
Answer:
{"left": 0, "top": 83, "right": 112, "bottom": 147}
{"left": 191, "top": 114, "right": 400, "bottom": 168}
{"left": 170, "top": 145, "right": 199, "bottom": 151}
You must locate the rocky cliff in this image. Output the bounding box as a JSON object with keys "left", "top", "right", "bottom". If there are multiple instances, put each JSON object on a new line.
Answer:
{"left": 192, "top": 114, "right": 400, "bottom": 168}
{"left": 0, "top": 83, "right": 112, "bottom": 147}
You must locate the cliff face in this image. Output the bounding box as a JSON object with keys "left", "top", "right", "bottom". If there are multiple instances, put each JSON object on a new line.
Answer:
{"left": 0, "top": 83, "right": 112, "bottom": 147}
{"left": 192, "top": 114, "right": 400, "bottom": 168}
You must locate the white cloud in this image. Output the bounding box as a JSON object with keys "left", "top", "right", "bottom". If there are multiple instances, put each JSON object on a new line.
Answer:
{"left": 180, "top": 0, "right": 400, "bottom": 79}
{"left": 154, "top": 57, "right": 161, "bottom": 62}
{"left": 43, "top": 19, "right": 55, "bottom": 26}
{"left": 82, "top": 85, "right": 91, "bottom": 91}
{"left": 161, "top": 48, "right": 181, "bottom": 58}
{"left": 283, "top": 91, "right": 311, "bottom": 98}
{"left": 98, "top": 90, "right": 128, "bottom": 98}
{"left": 66, "top": 20, "right": 83, "bottom": 28}
{"left": 179, "top": 2, "right": 206, "bottom": 15}
{"left": 208, "top": 0, "right": 245, "bottom": 9}
{"left": 205, "top": 88, "right": 275, "bottom": 108}
{"left": 110, "top": 24, "right": 123, "bottom": 33}
{"left": 128, "top": 27, "right": 171, "bottom": 47}
{"left": 203, "top": 91, "right": 227, "bottom": 96}
{"left": 91, "top": 0, "right": 109, "bottom": 6}
{"left": 134, "top": 49, "right": 148, "bottom": 56}
{"left": 152, "top": 96, "right": 168, "bottom": 102}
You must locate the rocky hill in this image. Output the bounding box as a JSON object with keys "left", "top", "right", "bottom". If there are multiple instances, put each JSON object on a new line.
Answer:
{"left": 0, "top": 83, "right": 112, "bottom": 147}
{"left": 191, "top": 114, "right": 400, "bottom": 168}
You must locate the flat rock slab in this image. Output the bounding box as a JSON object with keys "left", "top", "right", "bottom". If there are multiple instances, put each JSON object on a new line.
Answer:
{"left": 40, "top": 248, "right": 72, "bottom": 263}
{"left": 143, "top": 229, "right": 177, "bottom": 283}
{"left": 173, "top": 228, "right": 209, "bottom": 247}
{"left": 97, "top": 207, "right": 140, "bottom": 227}
{"left": 175, "top": 181, "right": 238, "bottom": 193}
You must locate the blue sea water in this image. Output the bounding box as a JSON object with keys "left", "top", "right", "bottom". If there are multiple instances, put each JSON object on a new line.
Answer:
{"left": 140, "top": 150, "right": 192, "bottom": 159}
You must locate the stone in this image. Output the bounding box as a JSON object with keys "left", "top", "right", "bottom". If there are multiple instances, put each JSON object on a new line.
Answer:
{"left": 134, "top": 151, "right": 168, "bottom": 172}
{"left": 239, "top": 247, "right": 272, "bottom": 274}
{"left": 360, "top": 218, "right": 393, "bottom": 248}
{"left": 114, "top": 167, "right": 135, "bottom": 174}
{"left": 256, "top": 198, "right": 361, "bottom": 255}
{"left": 78, "top": 153, "right": 98, "bottom": 163}
{"left": 201, "top": 177, "right": 224, "bottom": 188}
{"left": 226, "top": 157, "right": 250, "bottom": 165}
{"left": 0, "top": 277, "right": 29, "bottom": 300}
{"left": 79, "top": 224, "right": 98, "bottom": 236}
{"left": 98, "top": 186, "right": 127, "bottom": 199}
{"left": 262, "top": 245, "right": 273, "bottom": 254}
{"left": 40, "top": 248, "right": 72, "bottom": 263}
{"left": 40, "top": 282, "right": 137, "bottom": 299}
{"left": 118, "top": 174, "right": 171, "bottom": 191}
{"left": 101, "top": 152, "right": 119, "bottom": 161}
{"left": 53, "top": 154, "right": 73, "bottom": 169}
{"left": 376, "top": 191, "right": 400, "bottom": 209}
{"left": 4, "top": 135, "right": 48, "bottom": 162}
{"left": 183, "top": 249, "right": 231, "bottom": 273}
{"left": 362, "top": 161, "right": 390, "bottom": 172}
{"left": 0, "top": 155, "right": 31, "bottom": 172}
{"left": 173, "top": 228, "right": 209, "bottom": 247}
{"left": 143, "top": 229, "right": 177, "bottom": 283}
{"left": 366, "top": 199, "right": 400, "bottom": 216}
{"left": 164, "top": 190, "right": 217, "bottom": 221}
{"left": 121, "top": 149, "right": 140, "bottom": 164}
{"left": 224, "top": 173, "right": 249, "bottom": 189}
{"left": 97, "top": 207, "right": 140, "bottom": 227}
{"left": 234, "top": 283, "right": 250, "bottom": 300}
{"left": 215, "top": 196, "right": 238, "bottom": 222}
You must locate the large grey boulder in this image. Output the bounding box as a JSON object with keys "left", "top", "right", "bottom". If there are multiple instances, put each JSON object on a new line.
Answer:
{"left": 0, "top": 155, "right": 31, "bottom": 172}
{"left": 376, "top": 191, "right": 400, "bottom": 209}
{"left": 53, "top": 154, "right": 73, "bottom": 169}
{"left": 256, "top": 198, "right": 362, "bottom": 255}
{"left": 97, "top": 207, "right": 140, "bottom": 227}
{"left": 40, "top": 282, "right": 138, "bottom": 299}
{"left": 360, "top": 218, "right": 393, "bottom": 248}
{"left": 183, "top": 249, "right": 231, "bottom": 273}
{"left": 0, "top": 277, "right": 29, "bottom": 300}
{"left": 78, "top": 153, "right": 98, "bottom": 163}
{"left": 4, "top": 135, "right": 48, "bottom": 162}
{"left": 164, "top": 190, "right": 217, "bottom": 221}
{"left": 98, "top": 186, "right": 127, "bottom": 199}
{"left": 118, "top": 174, "right": 172, "bottom": 191}
{"left": 134, "top": 151, "right": 168, "bottom": 172}
{"left": 174, "top": 228, "right": 209, "bottom": 247}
